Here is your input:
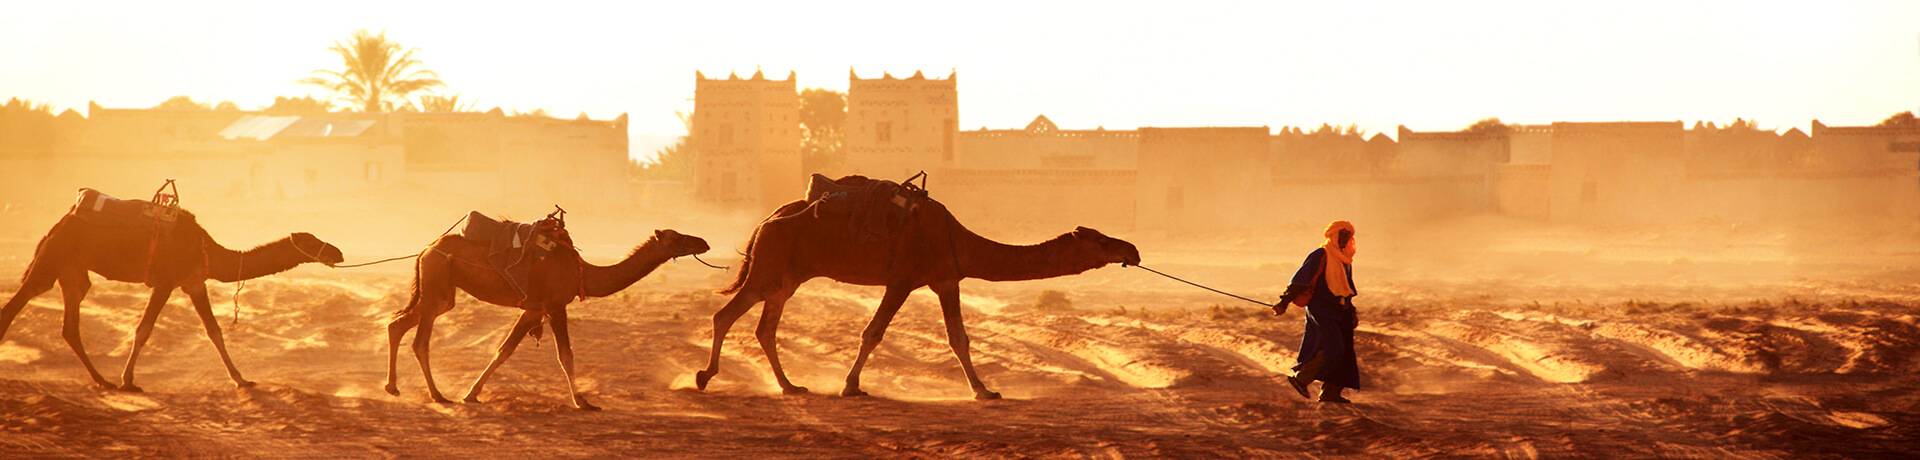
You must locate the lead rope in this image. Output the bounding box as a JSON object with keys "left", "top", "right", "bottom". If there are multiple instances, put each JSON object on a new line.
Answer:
{"left": 226, "top": 214, "right": 470, "bottom": 329}
{"left": 1129, "top": 264, "right": 1320, "bottom": 324}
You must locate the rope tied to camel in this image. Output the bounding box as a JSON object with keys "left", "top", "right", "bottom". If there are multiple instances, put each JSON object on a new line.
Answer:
{"left": 1130, "top": 264, "right": 1322, "bottom": 324}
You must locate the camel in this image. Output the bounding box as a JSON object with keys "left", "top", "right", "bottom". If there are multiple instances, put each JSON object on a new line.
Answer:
{"left": 384, "top": 227, "right": 710, "bottom": 410}
{"left": 695, "top": 196, "right": 1141, "bottom": 400}
{"left": 0, "top": 205, "right": 344, "bottom": 391}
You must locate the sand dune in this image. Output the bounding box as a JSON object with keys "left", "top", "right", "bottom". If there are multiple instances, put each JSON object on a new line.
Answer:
{"left": 2, "top": 261, "right": 1917, "bottom": 457}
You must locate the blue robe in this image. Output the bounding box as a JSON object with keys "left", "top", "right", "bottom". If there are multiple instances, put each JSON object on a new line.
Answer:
{"left": 1281, "top": 248, "right": 1361, "bottom": 389}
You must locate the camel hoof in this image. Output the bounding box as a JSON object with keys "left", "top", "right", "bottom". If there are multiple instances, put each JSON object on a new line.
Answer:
{"left": 840, "top": 387, "right": 869, "bottom": 398}
{"left": 382, "top": 383, "right": 400, "bottom": 396}
{"left": 694, "top": 369, "right": 717, "bottom": 391}
{"left": 462, "top": 395, "right": 483, "bottom": 404}
{"left": 974, "top": 390, "right": 1003, "bottom": 401}
{"left": 431, "top": 394, "right": 454, "bottom": 404}
{"left": 782, "top": 386, "right": 810, "bottom": 396}
{"left": 117, "top": 384, "right": 145, "bottom": 393}
{"left": 573, "top": 397, "right": 601, "bottom": 411}
{"left": 234, "top": 380, "right": 257, "bottom": 389}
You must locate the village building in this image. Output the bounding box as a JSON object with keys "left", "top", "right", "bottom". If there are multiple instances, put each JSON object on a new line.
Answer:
{"left": 0, "top": 102, "right": 630, "bottom": 213}
{"left": 1135, "top": 127, "right": 1272, "bottom": 233}
{"left": 844, "top": 69, "right": 958, "bottom": 181}
{"left": 689, "top": 70, "right": 802, "bottom": 210}
{"left": 942, "top": 115, "right": 1138, "bottom": 233}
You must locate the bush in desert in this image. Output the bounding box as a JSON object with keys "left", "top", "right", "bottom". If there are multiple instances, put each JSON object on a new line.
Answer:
{"left": 1034, "top": 290, "right": 1073, "bottom": 313}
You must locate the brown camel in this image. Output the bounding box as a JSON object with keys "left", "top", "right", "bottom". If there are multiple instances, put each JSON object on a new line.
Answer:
{"left": 384, "top": 228, "right": 710, "bottom": 410}
{"left": 695, "top": 198, "right": 1141, "bottom": 400}
{"left": 0, "top": 207, "right": 344, "bottom": 391}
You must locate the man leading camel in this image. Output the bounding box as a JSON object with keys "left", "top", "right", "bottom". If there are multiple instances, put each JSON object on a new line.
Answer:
{"left": 1272, "top": 220, "right": 1361, "bottom": 404}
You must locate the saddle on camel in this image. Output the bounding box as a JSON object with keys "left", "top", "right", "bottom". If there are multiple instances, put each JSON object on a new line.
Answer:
{"left": 0, "top": 180, "right": 345, "bottom": 391}
{"left": 697, "top": 172, "right": 1142, "bottom": 400}
{"left": 386, "top": 206, "right": 711, "bottom": 410}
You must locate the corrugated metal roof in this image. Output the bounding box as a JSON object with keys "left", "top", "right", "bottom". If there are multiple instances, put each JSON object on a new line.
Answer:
{"left": 218, "top": 115, "right": 375, "bottom": 140}
{"left": 218, "top": 115, "right": 299, "bottom": 140}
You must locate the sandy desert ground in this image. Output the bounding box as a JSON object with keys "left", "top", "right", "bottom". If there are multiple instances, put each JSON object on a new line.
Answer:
{"left": 1, "top": 217, "right": 1918, "bottom": 458}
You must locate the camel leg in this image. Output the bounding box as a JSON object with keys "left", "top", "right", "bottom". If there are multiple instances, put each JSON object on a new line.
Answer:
{"left": 411, "top": 294, "right": 453, "bottom": 404}
{"left": 696, "top": 290, "right": 762, "bottom": 391}
{"left": 932, "top": 282, "right": 999, "bottom": 400}
{"left": 548, "top": 306, "right": 597, "bottom": 410}
{"left": 756, "top": 286, "right": 805, "bottom": 395}
{"left": 184, "top": 283, "right": 252, "bottom": 388}
{"left": 0, "top": 267, "right": 58, "bottom": 343}
{"left": 117, "top": 285, "right": 175, "bottom": 392}
{"left": 460, "top": 308, "right": 543, "bottom": 404}
{"left": 842, "top": 284, "right": 912, "bottom": 397}
{"left": 384, "top": 297, "right": 423, "bottom": 396}
{"left": 56, "top": 270, "right": 112, "bottom": 389}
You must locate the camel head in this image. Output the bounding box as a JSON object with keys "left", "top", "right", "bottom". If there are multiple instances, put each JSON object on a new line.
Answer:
{"left": 1068, "top": 226, "right": 1141, "bottom": 267}
{"left": 289, "top": 232, "right": 346, "bottom": 266}
{"left": 651, "top": 229, "right": 711, "bottom": 258}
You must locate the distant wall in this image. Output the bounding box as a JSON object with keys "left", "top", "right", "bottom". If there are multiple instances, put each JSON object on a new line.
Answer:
{"left": 1493, "top": 164, "right": 1551, "bottom": 219}
{"left": 940, "top": 168, "right": 1136, "bottom": 233}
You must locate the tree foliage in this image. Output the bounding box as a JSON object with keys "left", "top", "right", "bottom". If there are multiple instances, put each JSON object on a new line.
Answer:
{"left": 636, "top": 111, "right": 693, "bottom": 180}
{"left": 264, "top": 96, "right": 331, "bottom": 115}
{"left": 155, "top": 95, "right": 209, "bottom": 111}
{"left": 799, "top": 88, "right": 846, "bottom": 173}
{"left": 1879, "top": 111, "right": 1917, "bottom": 128}
{"left": 417, "top": 94, "right": 473, "bottom": 113}
{"left": 301, "top": 30, "right": 444, "bottom": 113}
{"left": 1465, "top": 117, "right": 1512, "bottom": 135}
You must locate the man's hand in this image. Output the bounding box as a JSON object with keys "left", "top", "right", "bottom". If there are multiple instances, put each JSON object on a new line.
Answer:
{"left": 1271, "top": 302, "right": 1289, "bottom": 316}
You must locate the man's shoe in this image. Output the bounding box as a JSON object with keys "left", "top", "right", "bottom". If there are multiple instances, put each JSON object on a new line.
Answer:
{"left": 1285, "top": 375, "right": 1311, "bottom": 399}
{"left": 1318, "top": 394, "right": 1351, "bottom": 404}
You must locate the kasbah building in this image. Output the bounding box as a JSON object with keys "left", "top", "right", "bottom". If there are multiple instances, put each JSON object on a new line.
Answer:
{"left": 691, "top": 68, "right": 1920, "bottom": 234}
{"left": 2, "top": 70, "right": 1914, "bottom": 235}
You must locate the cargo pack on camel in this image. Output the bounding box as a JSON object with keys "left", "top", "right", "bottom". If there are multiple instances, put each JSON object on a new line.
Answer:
{"left": 458, "top": 207, "right": 573, "bottom": 301}
{"left": 803, "top": 172, "right": 929, "bottom": 242}
{"left": 71, "top": 181, "right": 192, "bottom": 282}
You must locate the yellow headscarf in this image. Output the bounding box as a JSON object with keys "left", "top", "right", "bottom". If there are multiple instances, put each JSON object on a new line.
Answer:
{"left": 1322, "top": 221, "right": 1356, "bottom": 297}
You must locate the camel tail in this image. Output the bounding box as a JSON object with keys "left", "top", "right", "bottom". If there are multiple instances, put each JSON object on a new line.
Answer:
{"left": 392, "top": 257, "right": 424, "bottom": 320}
{"left": 720, "top": 203, "right": 800, "bottom": 295}
{"left": 717, "top": 225, "right": 760, "bottom": 295}
{"left": 17, "top": 217, "right": 70, "bottom": 285}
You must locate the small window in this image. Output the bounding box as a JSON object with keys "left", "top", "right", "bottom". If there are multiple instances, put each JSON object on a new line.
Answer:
{"left": 364, "top": 162, "right": 382, "bottom": 183}
{"left": 876, "top": 122, "right": 892, "bottom": 143}
{"left": 719, "top": 123, "right": 734, "bottom": 145}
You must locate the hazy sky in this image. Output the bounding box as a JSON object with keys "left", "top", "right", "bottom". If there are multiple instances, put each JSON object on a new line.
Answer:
{"left": 4, "top": 1, "right": 1917, "bottom": 162}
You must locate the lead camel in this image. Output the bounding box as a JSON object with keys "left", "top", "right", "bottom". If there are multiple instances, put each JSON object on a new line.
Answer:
{"left": 696, "top": 197, "right": 1141, "bottom": 400}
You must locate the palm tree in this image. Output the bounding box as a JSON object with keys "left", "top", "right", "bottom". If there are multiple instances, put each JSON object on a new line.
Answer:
{"left": 301, "top": 30, "right": 444, "bottom": 113}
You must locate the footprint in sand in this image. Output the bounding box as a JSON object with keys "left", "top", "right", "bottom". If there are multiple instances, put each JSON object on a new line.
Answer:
{"left": 0, "top": 342, "right": 44, "bottom": 364}
{"left": 1827, "top": 411, "right": 1889, "bottom": 429}
{"left": 98, "top": 393, "right": 163, "bottom": 412}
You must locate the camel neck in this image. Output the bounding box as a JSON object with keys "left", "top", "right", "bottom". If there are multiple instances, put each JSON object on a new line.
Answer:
{"left": 206, "top": 238, "right": 310, "bottom": 282}
{"left": 581, "top": 241, "right": 675, "bottom": 298}
{"left": 950, "top": 223, "right": 1101, "bottom": 282}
